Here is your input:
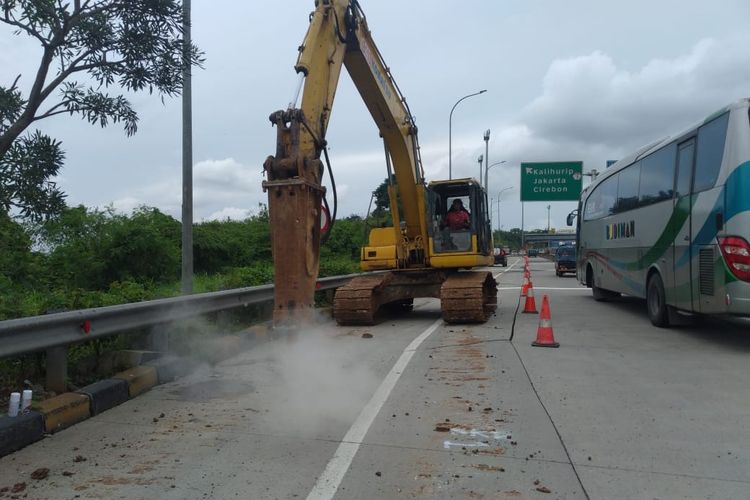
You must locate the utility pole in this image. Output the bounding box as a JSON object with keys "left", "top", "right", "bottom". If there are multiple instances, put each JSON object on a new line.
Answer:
{"left": 483, "top": 129, "right": 490, "bottom": 188}
{"left": 547, "top": 204, "right": 551, "bottom": 233}
{"left": 181, "top": 0, "right": 193, "bottom": 295}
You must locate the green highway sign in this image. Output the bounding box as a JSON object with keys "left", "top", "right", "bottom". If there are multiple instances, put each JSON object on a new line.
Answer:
{"left": 520, "top": 161, "right": 583, "bottom": 201}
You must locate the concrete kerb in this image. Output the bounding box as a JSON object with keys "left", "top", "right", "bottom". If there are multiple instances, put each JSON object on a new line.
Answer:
{"left": 0, "top": 411, "right": 44, "bottom": 457}
{"left": 0, "top": 323, "right": 276, "bottom": 459}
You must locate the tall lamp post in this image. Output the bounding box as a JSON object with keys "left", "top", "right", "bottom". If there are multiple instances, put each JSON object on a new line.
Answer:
{"left": 181, "top": 0, "right": 193, "bottom": 295}
{"left": 483, "top": 129, "right": 490, "bottom": 186}
{"left": 547, "top": 204, "right": 551, "bottom": 233}
{"left": 496, "top": 186, "right": 512, "bottom": 231}
{"left": 449, "top": 89, "right": 487, "bottom": 179}
{"left": 477, "top": 155, "right": 483, "bottom": 181}
{"left": 484, "top": 160, "right": 506, "bottom": 193}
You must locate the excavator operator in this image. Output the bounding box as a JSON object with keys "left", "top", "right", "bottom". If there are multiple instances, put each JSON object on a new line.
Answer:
{"left": 444, "top": 199, "right": 470, "bottom": 230}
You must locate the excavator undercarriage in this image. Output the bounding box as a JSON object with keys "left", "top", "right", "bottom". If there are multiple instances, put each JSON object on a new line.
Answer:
{"left": 333, "top": 270, "right": 497, "bottom": 325}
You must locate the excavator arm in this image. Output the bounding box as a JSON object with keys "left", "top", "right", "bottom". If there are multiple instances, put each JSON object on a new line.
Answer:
{"left": 264, "top": 0, "right": 427, "bottom": 325}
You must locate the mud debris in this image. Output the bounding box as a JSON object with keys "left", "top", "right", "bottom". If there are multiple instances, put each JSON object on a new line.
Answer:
{"left": 434, "top": 425, "right": 450, "bottom": 432}
{"left": 361, "top": 333, "right": 373, "bottom": 339}
{"left": 375, "top": 471, "right": 382, "bottom": 477}
{"left": 74, "top": 455, "right": 87, "bottom": 463}
{"left": 10, "top": 483, "right": 26, "bottom": 494}
{"left": 536, "top": 486, "right": 551, "bottom": 493}
{"left": 30, "top": 468, "right": 49, "bottom": 480}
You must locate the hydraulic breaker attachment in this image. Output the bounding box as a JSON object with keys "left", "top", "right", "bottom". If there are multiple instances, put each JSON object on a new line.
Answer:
{"left": 263, "top": 109, "right": 325, "bottom": 326}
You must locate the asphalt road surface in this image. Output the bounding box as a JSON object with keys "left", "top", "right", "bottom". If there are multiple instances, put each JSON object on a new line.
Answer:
{"left": 1, "top": 257, "right": 748, "bottom": 499}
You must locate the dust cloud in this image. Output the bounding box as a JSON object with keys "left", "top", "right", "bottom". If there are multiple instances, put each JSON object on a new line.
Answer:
{"left": 255, "top": 316, "right": 380, "bottom": 437}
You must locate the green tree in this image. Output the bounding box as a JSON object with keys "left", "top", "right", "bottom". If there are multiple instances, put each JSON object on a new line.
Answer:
{"left": 371, "top": 178, "right": 390, "bottom": 217}
{"left": 0, "top": 0, "right": 203, "bottom": 221}
{"left": 493, "top": 227, "right": 523, "bottom": 251}
{"left": 35, "top": 205, "right": 112, "bottom": 289}
{"left": 38, "top": 205, "right": 180, "bottom": 289}
{"left": 370, "top": 177, "right": 402, "bottom": 227}
{"left": 321, "top": 215, "right": 366, "bottom": 260}
{"left": 102, "top": 207, "right": 180, "bottom": 284}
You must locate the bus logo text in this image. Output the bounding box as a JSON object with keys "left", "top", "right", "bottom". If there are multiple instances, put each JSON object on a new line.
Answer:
{"left": 606, "top": 221, "right": 635, "bottom": 240}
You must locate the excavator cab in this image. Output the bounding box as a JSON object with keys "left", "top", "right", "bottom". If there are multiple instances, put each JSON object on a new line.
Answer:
{"left": 427, "top": 179, "right": 493, "bottom": 260}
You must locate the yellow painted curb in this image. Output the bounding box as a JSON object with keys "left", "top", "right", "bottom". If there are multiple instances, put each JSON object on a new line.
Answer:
{"left": 113, "top": 365, "right": 158, "bottom": 397}
{"left": 37, "top": 393, "right": 90, "bottom": 433}
{"left": 248, "top": 324, "right": 270, "bottom": 337}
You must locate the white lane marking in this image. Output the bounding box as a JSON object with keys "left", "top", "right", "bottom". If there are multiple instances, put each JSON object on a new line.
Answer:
{"left": 493, "top": 258, "right": 522, "bottom": 279}
{"left": 306, "top": 318, "right": 443, "bottom": 500}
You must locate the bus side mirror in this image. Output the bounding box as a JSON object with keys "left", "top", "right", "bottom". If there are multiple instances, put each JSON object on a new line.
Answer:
{"left": 566, "top": 210, "right": 578, "bottom": 227}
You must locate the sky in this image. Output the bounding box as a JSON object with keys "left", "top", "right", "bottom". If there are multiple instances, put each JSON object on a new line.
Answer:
{"left": 2, "top": 0, "right": 750, "bottom": 231}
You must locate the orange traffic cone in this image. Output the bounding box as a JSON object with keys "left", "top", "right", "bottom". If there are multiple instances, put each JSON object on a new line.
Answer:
{"left": 521, "top": 276, "right": 531, "bottom": 297}
{"left": 522, "top": 283, "right": 538, "bottom": 314}
{"left": 532, "top": 295, "right": 559, "bottom": 348}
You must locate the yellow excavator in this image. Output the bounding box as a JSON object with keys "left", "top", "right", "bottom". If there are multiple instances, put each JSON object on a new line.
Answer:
{"left": 263, "top": 0, "right": 497, "bottom": 326}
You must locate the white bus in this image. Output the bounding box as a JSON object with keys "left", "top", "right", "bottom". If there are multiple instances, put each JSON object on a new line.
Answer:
{"left": 569, "top": 98, "right": 750, "bottom": 326}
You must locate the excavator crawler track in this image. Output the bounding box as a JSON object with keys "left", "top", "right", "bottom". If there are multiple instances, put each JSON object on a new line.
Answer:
{"left": 440, "top": 272, "right": 498, "bottom": 323}
{"left": 333, "top": 270, "right": 497, "bottom": 325}
{"left": 333, "top": 275, "right": 391, "bottom": 325}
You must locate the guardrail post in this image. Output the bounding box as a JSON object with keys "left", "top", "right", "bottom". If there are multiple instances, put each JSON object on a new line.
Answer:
{"left": 147, "top": 326, "right": 169, "bottom": 353}
{"left": 46, "top": 346, "right": 67, "bottom": 394}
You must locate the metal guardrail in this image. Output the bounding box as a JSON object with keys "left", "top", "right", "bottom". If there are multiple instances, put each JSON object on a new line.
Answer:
{"left": 0, "top": 274, "right": 358, "bottom": 360}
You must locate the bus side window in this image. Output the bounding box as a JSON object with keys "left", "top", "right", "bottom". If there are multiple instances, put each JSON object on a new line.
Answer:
{"left": 675, "top": 140, "right": 695, "bottom": 198}
{"left": 640, "top": 144, "right": 676, "bottom": 206}
{"left": 694, "top": 112, "right": 729, "bottom": 193}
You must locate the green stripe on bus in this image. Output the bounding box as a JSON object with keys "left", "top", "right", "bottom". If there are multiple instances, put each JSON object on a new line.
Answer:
{"left": 625, "top": 196, "right": 692, "bottom": 271}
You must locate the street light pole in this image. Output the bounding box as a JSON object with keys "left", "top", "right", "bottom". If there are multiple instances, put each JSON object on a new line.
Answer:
{"left": 448, "top": 90, "right": 487, "bottom": 179}
{"left": 181, "top": 0, "right": 193, "bottom": 295}
{"left": 477, "top": 154, "right": 483, "bottom": 182}
{"left": 496, "top": 186, "right": 512, "bottom": 232}
{"left": 490, "top": 197, "right": 494, "bottom": 230}
{"left": 483, "top": 129, "right": 490, "bottom": 187}
{"left": 484, "top": 160, "right": 506, "bottom": 194}
{"left": 547, "top": 204, "right": 551, "bottom": 233}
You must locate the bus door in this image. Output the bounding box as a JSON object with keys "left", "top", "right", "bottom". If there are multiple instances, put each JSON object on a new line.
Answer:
{"left": 673, "top": 138, "right": 695, "bottom": 310}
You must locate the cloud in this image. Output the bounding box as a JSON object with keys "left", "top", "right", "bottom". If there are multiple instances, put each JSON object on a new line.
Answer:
{"left": 83, "top": 34, "right": 750, "bottom": 232}
{"left": 523, "top": 35, "right": 750, "bottom": 149}
{"left": 99, "top": 158, "right": 266, "bottom": 221}
{"left": 204, "top": 207, "right": 253, "bottom": 222}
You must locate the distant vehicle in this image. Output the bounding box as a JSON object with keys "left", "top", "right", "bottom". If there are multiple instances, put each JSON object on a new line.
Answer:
{"left": 569, "top": 98, "right": 750, "bottom": 327}
{"left": 554, "top": 245, "right": 576, "bottom": 276}
{"left": 493, "top": 247, "right": 508, "bottom": 267}
{"left": 527, "top": 248, "right": 539, "bottom": 257}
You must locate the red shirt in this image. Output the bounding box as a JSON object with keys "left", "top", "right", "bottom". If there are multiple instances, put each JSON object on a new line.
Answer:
{"left": 445, "top": 209, "right": 469, "bottom": 229}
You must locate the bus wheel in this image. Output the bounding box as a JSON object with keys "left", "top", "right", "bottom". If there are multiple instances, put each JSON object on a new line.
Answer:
{"left": 647, "top": 273, "right": 670, "bottom": 328}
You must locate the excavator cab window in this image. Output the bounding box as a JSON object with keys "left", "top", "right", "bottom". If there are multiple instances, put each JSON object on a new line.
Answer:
{"left": 429, "top": 185, "right": 478, "bottom": 253}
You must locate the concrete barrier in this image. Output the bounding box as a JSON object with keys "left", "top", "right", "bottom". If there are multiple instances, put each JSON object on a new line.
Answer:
{"left": 37, "top": 393, "right": 90, "bottom": 433}
{"left": 113, "top": 366, "right": 158, "bottom": 398}
{"left": 77, "top": 379, "right": 130, "bottom": 416}
{"left": 0, "top": 411, "right": 45, "bottom": 456}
